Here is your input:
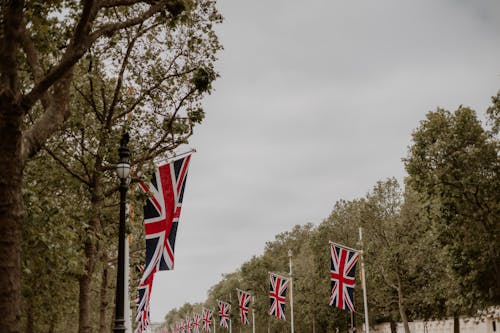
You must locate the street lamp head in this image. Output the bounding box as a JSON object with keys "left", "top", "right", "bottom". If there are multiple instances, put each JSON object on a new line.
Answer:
{"left": 288, "top": 249, "right": 293, "bottom": 257}
{"left": 117, "top": 133, "right": 130, "bottom": 180}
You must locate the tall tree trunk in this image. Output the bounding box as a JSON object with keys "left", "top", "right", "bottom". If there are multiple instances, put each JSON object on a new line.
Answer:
{"left": 78, "top": 237, "right": 96, "bottom": 333}
{"left": 25, "top": 301, "right": 33, "bottom": 333}
{"left": 453, "top": 314, "right": 459, "bottom": 333}
{"left": 78, "top": 191, "right": 103, "bottom": 333}
{"left": 396, "top": 275, "right": 410, "bottom": 333}
{"left": 99, "top": 255, "right": 109, "bottom": 333}
{"left": 0, "top": 97, "right": 25, "bottom": 333}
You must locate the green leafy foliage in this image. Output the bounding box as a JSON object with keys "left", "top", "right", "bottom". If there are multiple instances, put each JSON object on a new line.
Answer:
{"left": 404, "top": 105, "right": 500, "bottom": 313}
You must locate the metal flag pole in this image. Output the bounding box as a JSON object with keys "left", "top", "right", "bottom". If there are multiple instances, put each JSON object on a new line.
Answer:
{"left": 213, "top": 309, "right": 216, "bottom": 333}
{"left": 288, "top": 250, "right": 294, "bottom": 333}
{"left": 252, "top": 295, "right": 256, "bottom": 333}
{"left": 358, "top": 227, "right": 370, "bottom": 333}
{"left": 229, "top": 294, "right": 233, "bottom": 333}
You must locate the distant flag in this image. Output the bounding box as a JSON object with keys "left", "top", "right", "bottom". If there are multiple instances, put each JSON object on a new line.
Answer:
{"left": 202, "top": 308, "right": 213, "bottom": 332}
{"left": 217, "top": 300, "right": 231, "bottom": 329}
{"left": 269, "top": 272, "right": 289, "bottom": 320}
{"left": 192, "top": 313, "right": 201, "bottom": 333}
{"left": 186, "top": 317, "right": 192, "bottom": 333}
{"left": 135, "top": 155, "right": 193, "bottom": 332}
{"left": 329, "top": 242, "right": 360, "bottom": 312}
{"left": 236, "top": 289, "right": 251, "bottom": 325}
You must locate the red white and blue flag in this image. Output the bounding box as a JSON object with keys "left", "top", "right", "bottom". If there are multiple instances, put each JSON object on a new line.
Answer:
{"left": 329, "top": 242, "right": 360, "bottom": 312}
{"left": 269, "top": 272, "right": 289, "bottom": 320}
{"left": 217, "top": 300, "right": 231, "bottom": 329}
{"left": 135, "top": 155, "right": 192, "bottom": 333}
{"left": 236, "top": 289, "right": 251, "bottom": 325}
{"left": 192, "top": 313, "right": 201, "bottom": 333}
{"left": 202, "top": 308, "right": 213, "bottom": 332}
{"left": 186, "top": 317, "right": 192, "bottom": 333}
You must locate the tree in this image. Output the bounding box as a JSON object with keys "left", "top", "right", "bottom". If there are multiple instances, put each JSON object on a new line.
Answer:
{"left": 0, "top": 1, "right": 220, "bottom": 332}
{"left": 404, "top": 105, "right": 500, "bottom": 314}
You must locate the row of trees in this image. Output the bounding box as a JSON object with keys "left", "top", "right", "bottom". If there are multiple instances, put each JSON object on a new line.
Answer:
{"left": 160, "top": 101, "right": 499, "bottom": 333}
{"left": 0, "top": 1, "right": 222, "bottom": 333}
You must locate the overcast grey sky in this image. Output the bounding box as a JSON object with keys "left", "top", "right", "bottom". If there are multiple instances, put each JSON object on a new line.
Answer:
{"left": 149, "top": 0, "right": 500, "bottom": 322}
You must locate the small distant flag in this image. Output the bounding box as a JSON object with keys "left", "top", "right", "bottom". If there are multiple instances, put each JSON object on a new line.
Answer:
{"left": 236, "top": 289, "right": 251, "bottom": 325}
{"left": 192, "top": 313, "right": 201, "bottom": 333}
{"left": 269, "top": 272, "right": 289, "bottom": 320}
{"left": 329, "top": 242, "right": 360, "bottom": 311}
{"left": 217, "top": 300, "right": 231, "bottom": 329}
{"left": 202, "top": 308, "right": 213, "bottom": 332}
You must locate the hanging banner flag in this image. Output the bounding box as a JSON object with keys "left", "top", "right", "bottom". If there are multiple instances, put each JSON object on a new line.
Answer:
{"left": 139, "top": 154, "right": 192, "bottom": 274}
{"left": 135, "top": 155, "right": 193, "bottom": 332}
{"left": 217, "top": 300, "right": 231, "bottom": 329}
{"left": 180, "top": 319, "right": 186, "bottom": 333}
{"left": 202, "top": 308, "right": 213, "bottom": 332}
{"left": 329, "top": 241, "right": 360, "bottom": 312}
{"left": 192, "top": 313, "right": 201, "bottom": 333}
{"left": 269, "top": 272, "right": 290, "bottom": 320}
{"left": 236, "top": 289, "right": 251, "bottom": 325}
{"left": 186, "top": 317, "right": 193, "bottom": 333}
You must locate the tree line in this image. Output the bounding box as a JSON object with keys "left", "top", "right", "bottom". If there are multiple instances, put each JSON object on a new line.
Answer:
{"left": 1, "top": 1, "right": 222, "bottom": 333}
{"left": 160, "top": 102, "right": 499, "bottom": 333}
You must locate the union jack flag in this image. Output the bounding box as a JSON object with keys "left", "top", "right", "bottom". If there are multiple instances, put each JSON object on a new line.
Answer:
{"left": 236, "top": 289, "right": 251, "bottom": 325}
{"left": 329, "top": 242, "right": 360, "bottom": 311}
{"left": 186, "top": 317, "right": 192, "bottom": 333}
{"left": 135, "top": 155, "right": 192, "bottom": 332}
{"left": 139, "top": 155, "right": 191, "bottom": 274}
{"left": 202, "top": 308, "right": 213, "bottom": 332}
{"left": 135, "top": 269, "right": 155, "bottom": 333}
{"left": 269, "top": 272, "right": 289, "bottom": 320}
{"left": 217, "top": 300, "right": 231, "bottom": 329}
{"left": 192, "top": 313, "right": 201, "bottom": 333}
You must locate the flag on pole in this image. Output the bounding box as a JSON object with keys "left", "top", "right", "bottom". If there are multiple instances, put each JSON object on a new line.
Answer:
{"left": 139, "top": 154, "right": 192, "bottom": 273}
{"left": 202, "top": 308, "right": 213, "bottom": 332}
{"left": 217, "top": 300, "right": 231, "bottom": 329}
{"left": 236, "top": 289, "right": 251, "bottom": 325}
{"left": 192, "top": 313, "right": 201, "bottom": 333}
{"left": 269, "top": 272, "right": 290, "bottom": 320}
{"left": 135, "top": 155, "right": 192, "bottom": 332}
{"left": 329, "top": 242, "right": 360, "bottom": 312}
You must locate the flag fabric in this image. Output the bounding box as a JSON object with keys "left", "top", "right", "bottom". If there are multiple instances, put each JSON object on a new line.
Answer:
{"left": 329, "top": 242, "right": 360, "bottom": 312}
{"left": 269, "top": 272, "right": 289, "bottom": 320}
{"left": 192, "top": 313, "right": 201, "bottom": 333}
{"left": 139, "top": 154, "right": 191, "bottom": 274}
{"left": 135, "top": 155, "right": 192, "bottom": 332}
{"left": 135, "top": 270, "right": 155, "bottom": 333}
{"left": 202, "top": 308, "right": 213, "bottom": 332}
{"left": 186, "top": 317, "right": 192, "bottom": 333}
{"left": 236, "top": 289, "right": 251, "bottom": 325}
{"left": 217, "top": 300, "right": 231, "bottom": 329}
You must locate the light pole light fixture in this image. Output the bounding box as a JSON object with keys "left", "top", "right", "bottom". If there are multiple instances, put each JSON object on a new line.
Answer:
{"left": 113, "top": 132, "right": 130, "bottom": 333}
{"left": 116, "top": 133, "right": 130, "bottom": 180}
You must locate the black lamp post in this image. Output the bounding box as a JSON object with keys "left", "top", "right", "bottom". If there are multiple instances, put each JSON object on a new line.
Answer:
{"left": 113, "top": 133, "right": 130, "bottom": 333}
